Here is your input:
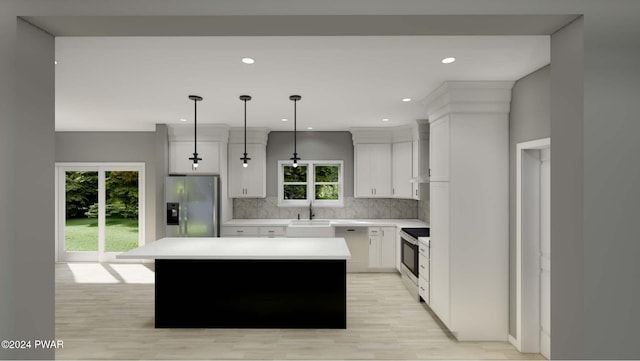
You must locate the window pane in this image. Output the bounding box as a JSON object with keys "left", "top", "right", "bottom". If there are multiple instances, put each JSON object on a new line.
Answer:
{"left": 315, "top": 184, "right": 339, "bottom": 200}
{"left": 284, "top": 165, "right": 307, "bottom": 182}
{"left": 284, "top": 185, "right": 307, "bottom": 200}
{"left": 315, "top": 165, "right": 339, "bottom": 182}
{"left": 105, "top": 171, "right": 139, "bottom": 252}
{"left": 65, "top": 171, "right": 99, "bottom": 252}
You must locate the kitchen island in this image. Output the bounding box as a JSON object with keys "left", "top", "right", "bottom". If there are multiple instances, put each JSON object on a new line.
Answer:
{"left": 117, "top": 237, "right": 351, "bottom": 329}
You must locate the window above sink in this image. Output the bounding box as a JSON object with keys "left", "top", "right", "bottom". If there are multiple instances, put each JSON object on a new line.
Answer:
{"left": 277, "top": 160, "right": 344, "bottom": 208}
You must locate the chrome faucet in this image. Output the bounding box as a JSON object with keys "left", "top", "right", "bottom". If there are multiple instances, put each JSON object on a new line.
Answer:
{"left": 309, "top": 202, "right": 315, "bottom": 220}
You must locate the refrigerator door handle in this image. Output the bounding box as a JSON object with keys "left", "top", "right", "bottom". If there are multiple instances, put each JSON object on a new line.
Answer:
{"left": 179, "top": 188, "right": 185, "bottom": 237}
{"left": 183, "top": 185, "right": 188, "bottom": 237}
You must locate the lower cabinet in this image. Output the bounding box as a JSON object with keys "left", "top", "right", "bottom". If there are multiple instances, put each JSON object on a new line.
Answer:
{"left": 368, "top": 227, "right": 396, "bottom": 269}
{"left": 221, "top": 226, "right": 285, "bottom": 237}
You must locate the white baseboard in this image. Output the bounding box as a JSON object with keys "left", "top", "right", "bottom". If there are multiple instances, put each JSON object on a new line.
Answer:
{"left": 509, "top": 334, "right": 522, "bottom": 352}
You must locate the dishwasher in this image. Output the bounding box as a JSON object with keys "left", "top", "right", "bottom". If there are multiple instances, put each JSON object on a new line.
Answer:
{"left": 335, "top": 227, "right": 368, "bottom": 273}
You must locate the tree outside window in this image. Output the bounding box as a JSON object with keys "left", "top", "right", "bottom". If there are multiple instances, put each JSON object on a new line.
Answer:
{"left": 278, "top": 161, "right": 343, "bottom": 207}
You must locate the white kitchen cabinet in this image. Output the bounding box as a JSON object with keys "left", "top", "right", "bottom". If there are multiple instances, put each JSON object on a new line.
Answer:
{"left": 392, "top": 141, "right": 413, "bottom": 199}
{"left": 429, "top": 117, "right": 449, "bottom": 182}
{"left": 412, "top": 139, "right": 428, "bottom": 200}
{"left": 425, "top": 81, "right": 511, "bottom": 341}
{"left": 418, "top": 240, "right": 430, "bottom": 304}
{"left": 429, "top": 182, "right": 450, "bottom": 325}
{"left": 368, "top": 226, "right": 396, "bottom": 269}
{"left": 221, "top": 226, "right": 285, "bottom": 237}
{"left": 169, "top": 141, "right": 220, "bottom": 174}
{"left": 258, "top": 226, "right": 286, "bottom": 237}
{"left": 354, "top": 143, "right": 392, "bottom": 198}
{"left": 228, "top": 143, "right": 266, "bottom": 198}
{"left": 221, "top": 226, "right": 259, "bottom": 237}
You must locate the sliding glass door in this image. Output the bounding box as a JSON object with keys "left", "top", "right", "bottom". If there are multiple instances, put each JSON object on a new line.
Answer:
{"left": 56, "top": 164, "right": 144, "bottom": 262}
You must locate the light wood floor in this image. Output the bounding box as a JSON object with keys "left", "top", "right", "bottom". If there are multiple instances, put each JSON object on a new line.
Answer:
{"left": 55, "top": 263, "right": 543, "bottom": 360}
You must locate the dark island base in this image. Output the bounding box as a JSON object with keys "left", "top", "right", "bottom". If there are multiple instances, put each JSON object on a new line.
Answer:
{"left": 155, "top": 259, "right": 347, "bottom": 329}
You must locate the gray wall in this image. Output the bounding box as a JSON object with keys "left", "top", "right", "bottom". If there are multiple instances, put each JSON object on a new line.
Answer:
{"left": 55, "top": 131, "right": 159, "bottom": 245}
{"left": 266, "top": 131, "right": 354, "bottom": 197}
{"left": 0, "top": 8, "right": 17, "bottom": 355}
{"left": 154, "top": 124, "right": 168, "bottom": 239}
{"left": 11, "top": 19, "right": 56, "bottom": 360}
{"left": 551, "top": 18, "right": 586, "bottom": 358}
{"left": 508, "top": 65, "right": 551, "bottom": 337}
{"left": 3, "top": 1, "right": 640, "bottom": 359}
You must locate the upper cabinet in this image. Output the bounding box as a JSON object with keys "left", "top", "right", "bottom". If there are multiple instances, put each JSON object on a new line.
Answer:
{"left": 352, "top": 123, "right": 427, "bottom": 200}
{"left": 392, "top": 141, "right": 413, "bottom": 199}
{"left": 227, "top": 128, "right": 269, "bottom": 198}
{"left": 168, "top": 125, "right": 229, "bottom": 174}
{"left": 354, "top": 143, "right": 392, "bottom": 198}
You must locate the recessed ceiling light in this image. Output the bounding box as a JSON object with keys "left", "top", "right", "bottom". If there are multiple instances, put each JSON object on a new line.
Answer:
{"left": 281, "top": 118, "right": 289, "bottom": 122}
{"left": 54, "top": 60, "right": 58, "bottom": 65}
{"left": 402, "top": 98, "right": 412, "bottom": 102}
{"left": 382, "top": 118, "right": 389, "bottom": 122}
{"left": 179, "top": 118, "right": 187, "bottom": 122}
{"left": 442, "top": 57, "right": 456, "bottom": 64}
{"left": 241, "top": 57, "right": 255, "bottom": 64}
{"left": 307, "top": 127, "right": 313, "bottom": 130}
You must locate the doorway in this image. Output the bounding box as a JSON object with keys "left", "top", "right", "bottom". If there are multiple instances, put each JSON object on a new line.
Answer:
{"left": 56, "top": 163, "right": 145, "bottom": 262}
{"left": 515, "top": 138, "right": 550, "bottom": 359}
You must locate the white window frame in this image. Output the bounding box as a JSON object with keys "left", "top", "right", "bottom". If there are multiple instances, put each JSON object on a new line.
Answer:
{"left": 55, "top": 162, "right": 145, "bottom": 263}
{"left": 277, "top": 160, "right": 344, "bottom": 207}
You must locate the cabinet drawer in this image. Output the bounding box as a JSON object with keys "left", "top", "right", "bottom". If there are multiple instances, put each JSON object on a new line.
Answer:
{"left": 419, "top": 253, "right": 429, "bottom": 280}
{"left": 259, "top": 226, "right": 286, "bottom": 237}
{"left": 368, "top": 227, "right": 381, "bottom": 236}
{"left": 221, "top": 226, "right": 259, "bottom": 237}
{"left": 419, "top": 278, "right": 430, "bottom": 303}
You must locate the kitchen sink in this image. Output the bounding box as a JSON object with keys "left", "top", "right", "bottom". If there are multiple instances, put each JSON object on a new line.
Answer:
{"left": 286, "top": 219, "right": 334, "bottom": 237}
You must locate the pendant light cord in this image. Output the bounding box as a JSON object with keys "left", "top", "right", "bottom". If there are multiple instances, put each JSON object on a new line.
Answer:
{"left": 244, "top": 98, "right": 247, "bottom": 155}
{"left": 293, "top": 99, "right": 297, "bottom": 155}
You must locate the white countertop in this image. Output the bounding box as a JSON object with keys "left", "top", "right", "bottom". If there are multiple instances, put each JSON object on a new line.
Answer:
{"left": 418, "top": 237, "right": 430, "bottom": 247}
{"left": 116, "top": 237, "right": 351, "bottom": 260}
{"left": 223, "top": 218, "right": 429, "bottom": 228}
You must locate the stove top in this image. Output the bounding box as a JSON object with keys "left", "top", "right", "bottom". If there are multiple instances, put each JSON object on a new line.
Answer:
{"left": 401, "top": 227, "right": 430, "bottom": 239}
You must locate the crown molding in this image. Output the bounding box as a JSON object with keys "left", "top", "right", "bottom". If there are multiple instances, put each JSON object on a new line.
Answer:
{"left": 422, "top": 81, "right": 514, "bottom": 123}
{"left": 168, "top": 124, "right": 230, "bottom": 143}
{"left": 228, "top": 127, "right": 270, "bottom": 145}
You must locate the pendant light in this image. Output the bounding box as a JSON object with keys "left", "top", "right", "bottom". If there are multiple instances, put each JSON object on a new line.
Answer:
{"left": 239, "top": 95, "right": 252, "bottom": 168}
{"left": 289, "top": 95, "right": 302, "bottom": 168}
{"left": 187, "top": 95, "right": 203, "bottom": 169}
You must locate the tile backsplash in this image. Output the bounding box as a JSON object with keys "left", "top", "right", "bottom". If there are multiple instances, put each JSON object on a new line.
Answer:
{"left": 233, "top": 196, "right": 418, "bottom": 219}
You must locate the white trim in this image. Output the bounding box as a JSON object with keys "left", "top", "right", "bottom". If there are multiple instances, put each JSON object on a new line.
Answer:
{"left": 55, "top": 162, "right": 146, "bottom": 263}
{"left": 515, "top": 137, "right": 550, "bottom": 353}
{"left": 277, "top": 160, "right": 344, "bottom": 207}
{"left": 509, "top": 334, "right": 519, "bottom": 350}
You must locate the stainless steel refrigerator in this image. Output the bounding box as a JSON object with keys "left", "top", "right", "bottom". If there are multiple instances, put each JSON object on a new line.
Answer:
{"left": 165, "top": 175, "right": 220, "bottom": 237}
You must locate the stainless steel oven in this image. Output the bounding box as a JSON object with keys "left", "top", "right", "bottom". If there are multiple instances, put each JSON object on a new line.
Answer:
{"left": 399, "top": 228, "right": 429, "bottom": 301}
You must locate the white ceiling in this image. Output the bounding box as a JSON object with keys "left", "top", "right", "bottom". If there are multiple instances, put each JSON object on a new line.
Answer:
{"left": 55, "top": 36, "right": 549, "bottom": 132}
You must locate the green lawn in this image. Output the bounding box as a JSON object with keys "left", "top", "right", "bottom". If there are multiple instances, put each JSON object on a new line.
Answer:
{"left": 65, "top": 217, "right": 138, "bottom": 252}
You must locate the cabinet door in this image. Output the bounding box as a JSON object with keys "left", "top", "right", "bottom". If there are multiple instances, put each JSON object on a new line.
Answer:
{"left": 243, "top": 144, "right": 265, "bottom": 197}
{"left": 372, "top": 144, "right": 392, "bottom": 197}
{"left": 368, "top": 227, "right": 381, "bottom": 267}
{"left": 355, "top": 143, "right": 392, "bottom": 198}
{"left": 380, "top": 227, "right": 396, "bottom": 268}
{"left": 228, "top": 144, "right": 245, "bottom": 197}
{"left": 429, "top": 181, "right": 450, "bottom": 327}
{"left": 170, "top": 141, "right": 220, "bottom": 174}
{"left": 429, "top": 117, "right": 450, "bottom": 182}
{"left": 412, "top": 140, "right": 420, "bottom": 200}
{"left": 228, "top": 143, "right": 265, "bottom": 198}
{"left": 392, "top": 142, "right": 413, "bottom": 199}
{"left": 354, "top": 144, "right": 374, "bottom": 197}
